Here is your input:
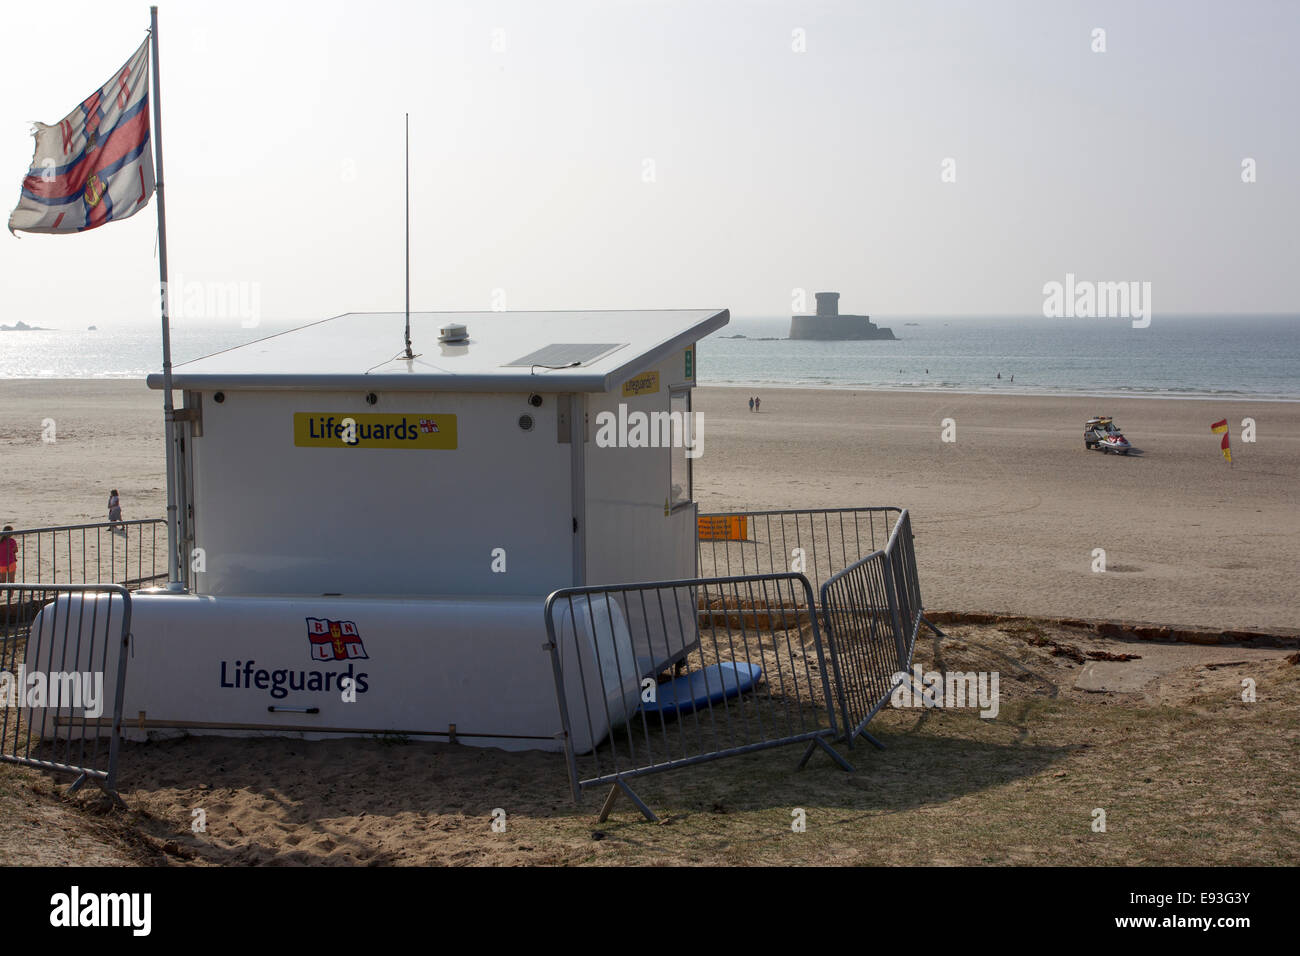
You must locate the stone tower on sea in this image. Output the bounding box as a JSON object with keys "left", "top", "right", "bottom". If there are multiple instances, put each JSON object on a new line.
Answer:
{"left": 789, "top": 292, "right": 895, "bottom": 340}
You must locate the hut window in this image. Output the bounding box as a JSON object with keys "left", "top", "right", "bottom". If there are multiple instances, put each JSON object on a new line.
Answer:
{"left": 669, "top": 389, "right": 692, "bottom": 510}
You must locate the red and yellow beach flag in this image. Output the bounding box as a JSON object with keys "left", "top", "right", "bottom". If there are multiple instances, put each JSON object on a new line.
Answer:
{"left": 1211, "top": 419, "right": 1231, "bottom": 463}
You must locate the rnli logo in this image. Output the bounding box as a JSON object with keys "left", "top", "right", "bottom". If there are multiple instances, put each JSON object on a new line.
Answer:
{"left": 306, "top": 618, "right": 369, "bottom": 662}
{"left": 84, "top": 172, "right": 105, "bottom": 207}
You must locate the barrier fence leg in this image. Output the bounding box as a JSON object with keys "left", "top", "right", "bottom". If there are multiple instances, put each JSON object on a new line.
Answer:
{"left": 842, "top": 665, "right": 941, "bottom": 749}
{"left": 853, "top": 726, "right": 887, "bottom": 751}
{"left": 923, "top": 616, "right": 948, "bottom": 675}
{"left": 797, "top": 736, "right": 856, "bottom": 772}
{"left": 847, "top": 714, "right": 887, "bottom": 749}
{"left": 846, "top": 681, "right": 902, "bottom": 750}
{"left": 597, "top": 778, "right": 659, "bottom": 824}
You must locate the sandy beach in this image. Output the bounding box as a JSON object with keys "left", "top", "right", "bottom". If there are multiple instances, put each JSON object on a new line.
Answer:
{"left": 694, "top": 386, "right": 1299, "bottom": 631}
{"left": 1, "top": 379, "right": 1295, "bottom": 630}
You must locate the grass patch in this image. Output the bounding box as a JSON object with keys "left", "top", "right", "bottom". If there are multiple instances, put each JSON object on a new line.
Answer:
{"left": 3, "top": 621, "right": 1297, "bottom": 865}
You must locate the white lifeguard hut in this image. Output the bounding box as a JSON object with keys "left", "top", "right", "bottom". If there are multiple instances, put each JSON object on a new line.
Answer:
{"left": 33, "top": 308, "right": 727, "bottom": 750}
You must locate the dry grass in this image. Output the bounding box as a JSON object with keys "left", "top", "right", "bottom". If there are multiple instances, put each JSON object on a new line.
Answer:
{"left": 2, "top": 620, "right": 1297, "bottom": 866}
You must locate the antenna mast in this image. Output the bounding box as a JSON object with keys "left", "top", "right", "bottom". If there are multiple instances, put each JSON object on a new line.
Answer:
{"left": 403, "top": 112, "right": 413, "bottom": 360}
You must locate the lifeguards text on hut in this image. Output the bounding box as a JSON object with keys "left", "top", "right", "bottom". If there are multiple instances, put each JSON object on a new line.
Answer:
{"left": 306, "top": 415, "right": 419, "bottom": 442}
{"left": 219, "top": 660, "right": 370, "bottom": 700}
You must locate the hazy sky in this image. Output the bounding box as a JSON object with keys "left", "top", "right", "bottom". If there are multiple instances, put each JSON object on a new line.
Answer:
{"left": 2, "top": 0, "right": 1296, "bottom": 331}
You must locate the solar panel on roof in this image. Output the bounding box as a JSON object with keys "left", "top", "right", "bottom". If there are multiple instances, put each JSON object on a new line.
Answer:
{"left": 504, "top": 343, "right": 627, "bottom": 367}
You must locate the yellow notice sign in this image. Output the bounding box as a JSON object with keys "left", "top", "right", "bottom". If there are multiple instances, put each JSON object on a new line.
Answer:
{"left": 293, "top": 413, "right": 458, "bottom": 449}
{"left": 698, "top": 515, "right": 747, "bottom": 541}
{"left": 621, "top": 371, "right": 660, "bottom": 397}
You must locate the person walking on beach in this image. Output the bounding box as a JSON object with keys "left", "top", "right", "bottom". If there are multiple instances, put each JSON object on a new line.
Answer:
{"left": 1, "top": 527, "right": 17, "bottom": 583}
{"left": 754, "top": 396, "right": 761, "bottom": 412}
{"left": 748, "top": 396, "right": 754, "bottom": 412}
{"left": 108, "top": 489, "right": 123, "bottom": 530}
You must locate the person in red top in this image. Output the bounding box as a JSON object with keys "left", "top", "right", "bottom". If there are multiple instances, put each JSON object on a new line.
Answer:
{"left": 1, "top": 526, "right": 18, "bottom": 583}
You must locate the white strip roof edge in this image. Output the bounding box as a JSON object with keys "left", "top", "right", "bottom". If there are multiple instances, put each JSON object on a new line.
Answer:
{"left": 146, "top": 309, "right": 730, "bottom": 393}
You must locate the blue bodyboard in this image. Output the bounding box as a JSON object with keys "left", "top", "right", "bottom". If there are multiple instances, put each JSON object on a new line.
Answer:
{"left": 639, "top": 661, "right": 763, "bottom": 719}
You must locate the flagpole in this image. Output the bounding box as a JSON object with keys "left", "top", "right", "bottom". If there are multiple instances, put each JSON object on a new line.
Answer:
{"left": 150, "top": 5, "right": 183, "bottom": 591}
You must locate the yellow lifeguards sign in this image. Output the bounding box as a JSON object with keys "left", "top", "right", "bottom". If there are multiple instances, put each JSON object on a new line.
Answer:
{"left": 293, "top": 413, "right": 458, "bottom": 449}
{"left": 621, "top": 371, "right": 660, "bottom": 397}
{"left": 697, "top": 515, "right": 747, "bottom": 541}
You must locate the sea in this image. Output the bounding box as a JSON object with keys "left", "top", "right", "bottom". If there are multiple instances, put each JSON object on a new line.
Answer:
{"left": 2, "top": 314, "right": 1298, "bottom": 401}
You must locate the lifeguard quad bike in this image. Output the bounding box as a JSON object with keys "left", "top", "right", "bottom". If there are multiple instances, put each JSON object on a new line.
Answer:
{"left": 1084, "top": 416, "right": 1131, "bottom": 454}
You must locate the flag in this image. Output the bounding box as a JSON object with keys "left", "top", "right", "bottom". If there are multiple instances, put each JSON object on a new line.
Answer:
{"left": 1211, "top": 420, "right": 1232, "bottom": 462}
{"left": 306, "top": 618, "right": 369, "bottom": 662}
{"left": 8, "top": 38, "right": 154, "bottom": 235}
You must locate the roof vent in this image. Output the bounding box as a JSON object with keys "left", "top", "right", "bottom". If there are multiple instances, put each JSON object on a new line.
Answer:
{"left": 439, "top": 322, "right": 468, "bottom": 343}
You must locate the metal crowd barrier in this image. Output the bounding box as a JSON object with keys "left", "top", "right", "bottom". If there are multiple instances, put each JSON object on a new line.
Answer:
{"left": 886, "top": 509, "right": 926, "bottom": 663}
{"left": 0, "top": 585, "right": 132, "bottom": 800}
{"left": 1, "top": 519, "right": 169, "bottom": 591}
{"left": 819, "top": 509, "right": 945, "bottom": 749}
{"left": 545, "top": 572, "right": 853, "bottom": 822}
{"left": 697, "top": 507, "right": 902, "bottom": 599}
